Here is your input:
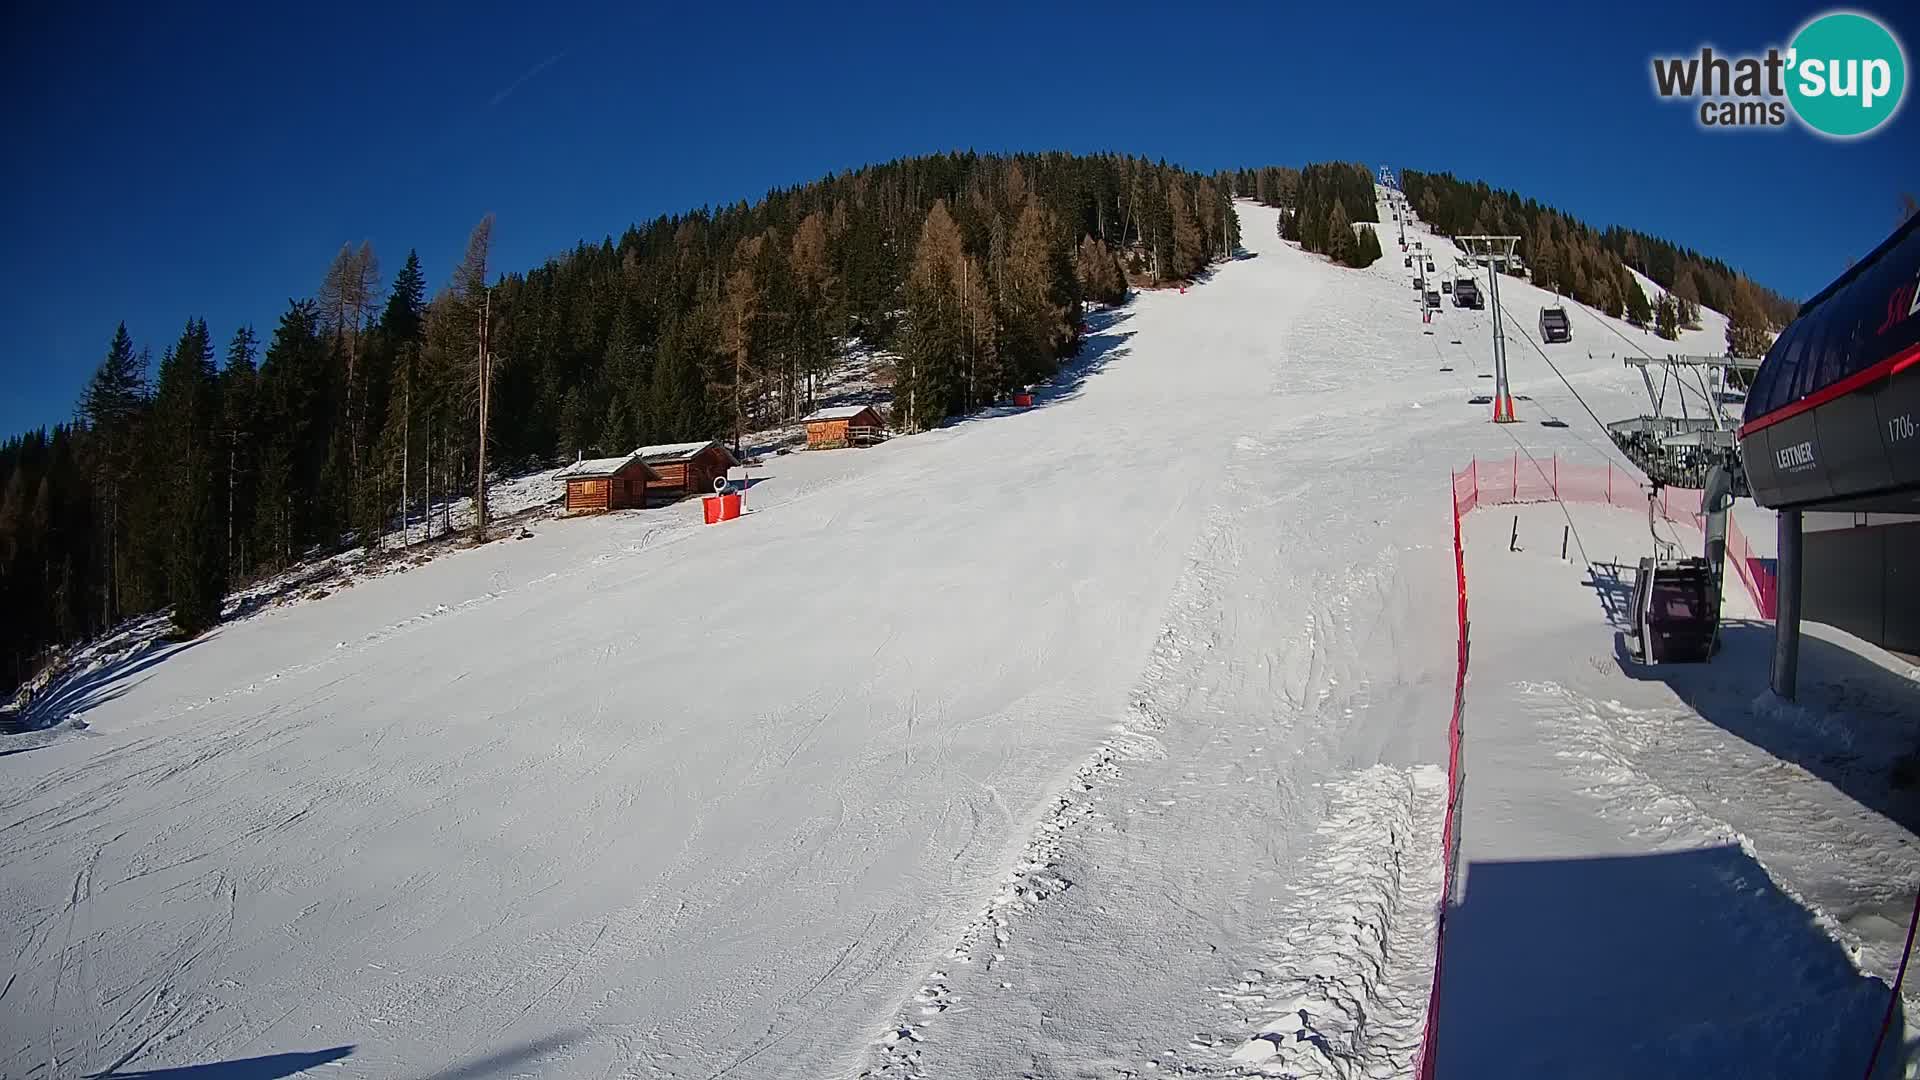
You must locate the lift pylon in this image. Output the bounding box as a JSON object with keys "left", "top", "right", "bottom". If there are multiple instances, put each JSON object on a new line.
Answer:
{"left": 1457, "top": 235, "right": 1522, "bottom": 423}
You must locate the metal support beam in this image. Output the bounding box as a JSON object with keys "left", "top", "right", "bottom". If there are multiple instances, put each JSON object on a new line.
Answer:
{"left": 1772, "top": 508, "right": 1804, "bottom": 700}
{"left": 1458, "top": 235, "right": 1522, "bottom": 422}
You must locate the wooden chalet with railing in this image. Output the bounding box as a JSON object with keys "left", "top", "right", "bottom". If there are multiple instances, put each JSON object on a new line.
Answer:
{"left": 801, "top": 405, "right": 887, "bottom": 450}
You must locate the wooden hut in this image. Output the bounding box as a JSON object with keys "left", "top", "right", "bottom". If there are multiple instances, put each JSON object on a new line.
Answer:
{"left": 555, "top": 453, "right": 656, "bottom": 513}
{"left": 801, "top": 405, "right": 886, "bottom": 449}
{"left": 635, "top": 440, "right": 739, "bottom": 500}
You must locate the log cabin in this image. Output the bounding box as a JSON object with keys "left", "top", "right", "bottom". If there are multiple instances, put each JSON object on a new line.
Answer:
{"left": 555, "top": 453, "right": 658, "bottom": 513}
{"left": 635, "top": 440, "right": 739, "bottom": 500}
{"left": 801, "top": 405, "right": 887, "bottom": 450}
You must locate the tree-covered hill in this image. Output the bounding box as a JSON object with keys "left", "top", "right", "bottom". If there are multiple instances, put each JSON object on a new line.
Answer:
{"left": 2, "top": 151, "right": 1238, "bottom": 693}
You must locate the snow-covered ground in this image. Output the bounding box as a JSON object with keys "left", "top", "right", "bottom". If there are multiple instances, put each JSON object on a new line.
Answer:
{"left": 1442, "top": 500, "right": 1920, "bottom": 1077}
{"left": 2, "top": 196, "right": 1911, "bottom": 1080}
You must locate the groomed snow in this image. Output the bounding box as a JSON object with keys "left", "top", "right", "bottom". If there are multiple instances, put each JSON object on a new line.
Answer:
{"left": 3, "top": 194, "right": 1905, "bottom": 1080}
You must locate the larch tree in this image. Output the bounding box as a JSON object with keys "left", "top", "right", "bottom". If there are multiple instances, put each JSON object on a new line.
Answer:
{"left": 1725, "top": 277, "right": 1773, "bottom": 358}
{"left": 1169, "top": 183, "right": 1204, "bottom": 280}
{"left": 900, "top": 200, "right": 993, "bottom": 429}
{"left": 1002, "top": 198, "right": 1076, "bottom": 386}
{"left": 789, "top": 211, "right": 837, "bottom": 411}
{"left": 317, "top": 242, "right": 381, "bottom": 496}
{"left": 1075, "top": 235, "right": 1127, "bottom": 306}
{"left": 720, "top": 234, "right": 766, "bottom": 454}
{"left": 1672, "top": 273, "right": 1703, "bottom": 329}
{"left": 435, "top": 215, "right": 494, "bottom": 539}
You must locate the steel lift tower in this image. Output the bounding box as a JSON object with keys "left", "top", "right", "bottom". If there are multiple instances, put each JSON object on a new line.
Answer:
{"left": 1456, "top": 235, "right": 1522, "bottom": 422}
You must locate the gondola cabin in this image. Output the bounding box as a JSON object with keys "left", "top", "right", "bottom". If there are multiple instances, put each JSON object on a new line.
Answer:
{"left": 555, "top": 452, "right": 657, "bottom": 513}
{"left": 1539, "top": 305, "right": 1572, "bottom": 343}
{"left": 1628, "top": 556, "right": 1718, "bottom": 663}
{"left": 636, "top": 440, "right": 740, "bottom": 500}
{"left": 801, "top": 405, "right": 887, "bottom": 450}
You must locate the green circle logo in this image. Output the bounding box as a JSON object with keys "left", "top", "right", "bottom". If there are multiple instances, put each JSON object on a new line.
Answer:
{"left": 1787, "top": 11, "right": 1906, "bottom": 137}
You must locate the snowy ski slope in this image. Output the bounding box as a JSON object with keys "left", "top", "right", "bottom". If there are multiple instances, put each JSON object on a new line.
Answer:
{"left": 4, "top": 195, "right": 1913, "bottom": 1079}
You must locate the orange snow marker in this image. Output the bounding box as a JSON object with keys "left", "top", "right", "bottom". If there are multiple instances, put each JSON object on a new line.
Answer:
{"left": 1491, "top": 395, "right": 1519, "bottom": 423}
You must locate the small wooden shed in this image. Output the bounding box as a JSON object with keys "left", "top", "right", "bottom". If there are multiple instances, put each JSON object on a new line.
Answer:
{"left": 635, "top": 440, "right": 739, "bottom": 500}
{"left": 801, "top": 405, "right": 887, "bottom": 450}
{"left": 555, "top": 453, "right": 657, "bottom": 513}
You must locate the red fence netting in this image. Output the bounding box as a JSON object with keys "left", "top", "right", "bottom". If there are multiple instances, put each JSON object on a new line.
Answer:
{"left": 1415, "top": 454, "right": 1779, "bottom": 1078}
{"left": 1450, "top": 454, "right": 1775, "bottom": 617}
{"left": 1414, "top": 474, "right": 1473, "bottom": 1079}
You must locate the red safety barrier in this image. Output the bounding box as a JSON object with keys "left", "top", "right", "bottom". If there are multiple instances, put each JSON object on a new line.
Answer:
{"left": 1450, "top": 455, "right": 1776, "bottom": 618}
{"left": 1415, "top": 475, "right": 1474, "bottom": 1080}
{"left": 1417, "top": 455, "right": 1780, "bottom": 1076}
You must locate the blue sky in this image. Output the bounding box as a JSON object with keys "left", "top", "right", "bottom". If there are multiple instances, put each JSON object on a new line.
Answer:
{"left": 3, "top": 0, "right": 1915, "bottom": 435}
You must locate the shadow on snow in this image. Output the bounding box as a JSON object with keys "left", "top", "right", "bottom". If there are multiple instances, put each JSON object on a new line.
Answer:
{"left": 5, "top": 631, "right": 215, "bottom": 736}
{"left": 87, "top": 1046, "right": 353, "bottom": 1080}
{"left": 933, "top": 308, "right": 1136, "bottom": 432}
{"left": 1437, "top": 847, "right": 1906, "bottom": 1078}
{"left": 86, "top": 1032, "right": 578, "bottom": 1080}
{"left": 1613, "top": 619, "right": 1920, "bottom": 837}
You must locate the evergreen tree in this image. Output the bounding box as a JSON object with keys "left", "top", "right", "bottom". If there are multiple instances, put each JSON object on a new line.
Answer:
{"left": 254, "top": 301, "right": 327, "bottom": 567}
{"left": 151, "top": 320, "right": 225, "bottom": 635}
{"left": 1624, "top": 278, "right": 1653, "bottom": 327}
{"left": 1654, "top": 291, "right": 1679, "bottom": 340}
{"left": 1353, "top": 224, "right": 1382, "bottom": 268}
{"left": 1324, "top": 200, "right": 1358, "bottom": 266}
{"left": 220, "top": 326, "right": 259, "bottom": 577}
{"left": 78, "top": 323, "right": 148, "bottom": 626}
{"left": 599, "top": 305, "right": 649, "bottom": 453}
